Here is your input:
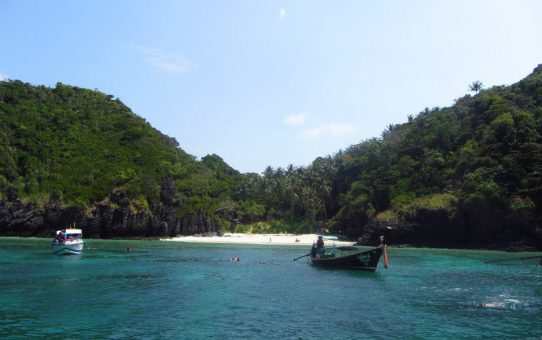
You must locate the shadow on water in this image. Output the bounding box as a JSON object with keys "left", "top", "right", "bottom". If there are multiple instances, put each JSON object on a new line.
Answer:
{"left": 309, "top": 264, "right": 388, "bottom": 281}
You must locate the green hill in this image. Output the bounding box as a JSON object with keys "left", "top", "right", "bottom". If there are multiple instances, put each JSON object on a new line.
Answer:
{"left": 231, "top": 65, "right": 542, "bottom": 249}
{"left": 327, "top": 65, "right": 542, "bottom": 249}
{"left": 0, "top": 81, "right": 241, "bottom": 237}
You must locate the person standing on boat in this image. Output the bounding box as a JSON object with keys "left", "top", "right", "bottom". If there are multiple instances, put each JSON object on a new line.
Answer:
{"left": 311, "top": 235, "right": 325, "bottom": 257}
{"left": 317, "top": 235, "right": 324, "bottom": 249}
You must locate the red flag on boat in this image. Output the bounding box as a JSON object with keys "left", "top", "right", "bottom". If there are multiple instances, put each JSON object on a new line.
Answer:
{"left": 383, "top": 246, "right": 389, "bottom": 269}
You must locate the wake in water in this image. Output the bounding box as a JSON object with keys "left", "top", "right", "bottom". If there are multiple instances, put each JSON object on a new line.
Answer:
{"left": 478, "top": 295, "right": 528, "bottom": 310}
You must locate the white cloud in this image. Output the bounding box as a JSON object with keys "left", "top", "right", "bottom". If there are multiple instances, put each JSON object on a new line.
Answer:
{"left": 284, "top": 112, "right": 308, "bottom": 126}
{"left": 279, "top": 8, "right": 287, "bottom": 18}
{"left": 300, "top": 123, "right": 359, "bottom": 139}
{"left": 0, "top": 74, "right": 8, "bottom": 82}
{"left": 129, "top": 44, "right": 193, "bottom": 74}
{"left": 284, "top": 112, "right": 358, "bottom": 139}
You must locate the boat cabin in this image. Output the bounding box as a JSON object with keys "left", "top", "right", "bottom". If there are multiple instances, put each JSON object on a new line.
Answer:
{"left": 56, "top": 229, "right": 83, "bottom": 241}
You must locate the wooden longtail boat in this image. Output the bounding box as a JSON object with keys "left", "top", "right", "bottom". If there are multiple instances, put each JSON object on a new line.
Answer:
{"left": 311, "top": 245, "right": 383, "bottom": 272}
{"left": 293, "top": 235, "right": 388, "bottom": 272}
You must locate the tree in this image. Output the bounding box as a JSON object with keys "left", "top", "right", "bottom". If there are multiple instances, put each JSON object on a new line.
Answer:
{"left": 285, "top": 164, "right": 299, "bottom": 223}
{"left": 310, "top": 156, "right": 336, "bottom": 220}
{"left": 469, "top": 81, "right": 484, "bottom": 93}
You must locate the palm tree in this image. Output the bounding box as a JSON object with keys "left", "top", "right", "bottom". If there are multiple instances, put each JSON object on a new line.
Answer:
{"left": 311, "top": 156, "right": 336, "bottom": 220}
{"left": 262, "top": 166, "right": 275, "bottom": 192}
{"left": 285, "top": 164, "right": 299, "bottom": 223}
{"left": 469, "top": 81, "right": 483, "bottom": 93}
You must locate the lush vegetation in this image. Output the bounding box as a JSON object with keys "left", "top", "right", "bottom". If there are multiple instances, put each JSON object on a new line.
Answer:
{"left": 0, "top": 81, "right": 242, "bottom": 225}
{"left": 1, "top": 65, "right": 542, "bottom": 247}
{"left": 230, "top": 65, "right": 542, "bottom": 247}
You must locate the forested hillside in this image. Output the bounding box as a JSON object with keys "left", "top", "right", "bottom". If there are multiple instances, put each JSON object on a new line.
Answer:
{"left": 233, "top": 65, "right": 542, "bottom": 250}
{"left": 1, "top": 65, "right": 541, "bottom": 249}
{"left": 0, "top": 81, "right": 242, "bottom": 237}
{"left": 328, "top": 65, "right": 542, "bottom": 249}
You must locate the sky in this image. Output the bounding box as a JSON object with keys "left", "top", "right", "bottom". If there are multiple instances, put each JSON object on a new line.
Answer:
{"left": 1, "top": 0, "right": 541, "bottom": 174}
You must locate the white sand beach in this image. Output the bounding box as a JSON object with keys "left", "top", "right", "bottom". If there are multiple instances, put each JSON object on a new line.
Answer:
{"left": 161, "top": 233, "right": 354, "bottom": 246}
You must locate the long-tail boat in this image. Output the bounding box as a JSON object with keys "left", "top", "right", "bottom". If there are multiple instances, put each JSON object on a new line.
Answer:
{"left": 310, "top": 245, "right": 383, "bottom": 272}
{"left": 294, "top": 236, "right": 388, "bottom": 272}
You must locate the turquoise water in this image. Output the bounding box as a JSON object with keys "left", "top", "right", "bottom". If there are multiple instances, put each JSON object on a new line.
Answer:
{"left": 0, "top": 237, "right": 540, "bottom": 339}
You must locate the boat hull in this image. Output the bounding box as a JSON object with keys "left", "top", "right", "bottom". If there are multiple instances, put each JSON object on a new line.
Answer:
{"left": 311, "top": 247, "right": 383, "bottom": 272}
{"left": 52, "top": 241, "right": 84, "bottom": 255}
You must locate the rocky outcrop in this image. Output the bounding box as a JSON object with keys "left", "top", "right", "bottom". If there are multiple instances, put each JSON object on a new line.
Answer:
{"left": 0, "top": 199, "right": 44, "bottom": 236}
{"left": 356, "top": 218, "right": 463, "bottom": 248}
{"left": 0, "top": 189, "right": 221, "bottom": 238}
{"left": 354, "top": 208, "right": 542, "bottom": 251}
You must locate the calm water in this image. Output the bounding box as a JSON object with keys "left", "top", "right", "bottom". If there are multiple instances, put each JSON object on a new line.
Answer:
{"left": 0, "top": 237, "right": 540, "bottom": 339}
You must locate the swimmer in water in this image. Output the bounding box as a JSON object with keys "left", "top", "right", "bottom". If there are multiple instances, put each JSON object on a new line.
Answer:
{"left": 481, "top": 302, "right": 505, "bottom": 309}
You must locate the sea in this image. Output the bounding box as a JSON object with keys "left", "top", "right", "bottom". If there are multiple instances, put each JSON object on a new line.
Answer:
{"left": 0, "top": 237, "right": 541, "bottom": 339}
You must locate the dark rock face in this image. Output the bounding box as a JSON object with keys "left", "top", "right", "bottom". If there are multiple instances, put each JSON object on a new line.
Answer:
{"left": 0, "top": 189, "right": 220, "bottom": 238}
{"left": 354, "top": 208, "right": 542, "bottom": 251}
{"left": 0, "top": 199, "right": 44, "bottom": 236}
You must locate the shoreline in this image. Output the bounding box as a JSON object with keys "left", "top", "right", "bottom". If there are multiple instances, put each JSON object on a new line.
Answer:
{"left": 160, "top": 233, "right": 355, "bottom": 246}
{"left": 2, "top": 235, "right": 538, "bottom": 252}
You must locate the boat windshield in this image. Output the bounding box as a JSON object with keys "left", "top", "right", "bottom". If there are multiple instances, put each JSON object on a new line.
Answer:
{"left": 322, "top": 236, "right": 338, "bottom": 241}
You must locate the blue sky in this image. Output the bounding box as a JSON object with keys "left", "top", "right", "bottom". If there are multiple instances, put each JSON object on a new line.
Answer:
{"left": 1, "top": 0, "right": 541, "bottom": 173}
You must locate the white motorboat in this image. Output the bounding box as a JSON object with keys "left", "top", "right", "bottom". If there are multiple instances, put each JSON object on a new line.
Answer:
{"left": 52, "top": 228, "right": 84, "bottom": 255}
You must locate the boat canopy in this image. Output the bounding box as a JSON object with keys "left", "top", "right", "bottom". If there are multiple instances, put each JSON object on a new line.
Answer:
{"left": 61, "top": 229, "right": 83, "bottom": 235}
{"left": 322, "top": 235, "right": 338, "bottom": 240}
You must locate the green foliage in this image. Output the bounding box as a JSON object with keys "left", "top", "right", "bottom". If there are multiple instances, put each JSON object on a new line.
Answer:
{"left": 395, "top": 193, "right": 458, "bottom": 216}
{"left": 510, "top": 195, "right": 535, "bottom": 212}
{"left": 235, "top": 200, "right": 265, "bottom": 223}
{"left": 375, "top": 209, "right": 399, "bottom": 223}
{"left": 0, "top": 80, "right": 241, "bottom": 217}
{"left": 390, "top": 178, "right": 415, "bottom": 208}
{"left": 327, "top": 65, "right": 542, "bottom": 238}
